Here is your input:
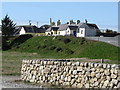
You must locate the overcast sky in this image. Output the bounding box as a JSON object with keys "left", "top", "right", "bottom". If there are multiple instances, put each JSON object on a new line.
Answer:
{"left": 1, "top": 2, "right": 118, "bottom": 31}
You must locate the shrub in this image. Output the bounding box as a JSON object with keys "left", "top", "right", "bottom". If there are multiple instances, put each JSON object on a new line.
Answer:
{"left": 65, "top": 48, "right": 74, "bottom": 55}
{"left": 55, "top": 47, "right": 63, "bottom": 52}
{"left": 58, "top": 38, "right": 62, "bottom": 41}
{"left": 80, "top": 37, "right": 87, "bottom": 45}
{"left": 63, "top": 38, "right": 71, "bottom": 44}
{"left": 27, "top": 45, "right": 30, "bottom": 47}
{"left": 49, "top": 45, "right": 56, "bottom": 50}
{"left": 37, "top": 46, "right": 41, "bottom": 49}
{"left": 41, "top": 45, "right": 47, "bottom": 48}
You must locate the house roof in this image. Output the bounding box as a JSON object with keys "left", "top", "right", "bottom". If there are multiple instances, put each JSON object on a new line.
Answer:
{"left": 15, "top": 25, "right": 46, "bottom": 34}
{"left": 46, "top": 26, "right": 59, "bottom": 32}
{"left": 58, "top": 24, "right": 78, "bottom": 31}
{"left": 87, "top": 23, "right": 99, "bottom": 29}
{"left": 77, "top": 23, "right": 99, "bottom": 29}
{"left": 68, "top": 26, "right": 78, "bottom": 30}
{"left": 58, "top": 24, "right": 68, "bottom": 30}
{"left": 23, "top": 26, "right": 35, "bottom": 33}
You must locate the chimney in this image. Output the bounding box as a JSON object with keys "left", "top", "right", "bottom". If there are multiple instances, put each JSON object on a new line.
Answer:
{"left": 29, "top": 20, "right": 31, "bottom": 26}
{"left": 37, "top": 21, "right": 38, "bottom": 27}
{"left": 56, "top": 20, "right": 61, "bottom": 26}
{"left": 68, "top": 20, "right": 71, "bottom": 25}
{"left": 50, "top": 18, "right": 52, "bottom": 25}
{"left": 85, "top": 19, "right": 88, "bottom": 24}
{"left": 56, "top": 22, "right": 58, "bottom": 26}
{"left": 76, "top": 20, "right": 80, "bottom": 24}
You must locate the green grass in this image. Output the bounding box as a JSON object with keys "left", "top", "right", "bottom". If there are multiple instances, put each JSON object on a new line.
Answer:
{"left": 2, "top": 51, "right": 47, "bottom": 75}
{"left": 2, "top": 36, "right": 120, "bottom": 75}
{"left": 10, "top": 36, "right": 120, "bottom": 61}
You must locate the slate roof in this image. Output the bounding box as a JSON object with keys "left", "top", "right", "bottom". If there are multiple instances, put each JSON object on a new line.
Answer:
{"left": 68, "top": 26, "right": 78, "bottom": 30}
{"left": 58, "top": 24, "right": 68, "bottom": 31}
{"left": 46, "top": 26, "right": 59, "bottom": 32}
{"left": 87, "top": 24, "right": 99, "bottom": 29}
{"left": 15, "top": 25, "right": 46, "bottom": 34}
{"left": 77, "top": 23, "right": 99, "bottom": 29}
{"left": 58, "top": 24, "right": 78, "bottom": 31}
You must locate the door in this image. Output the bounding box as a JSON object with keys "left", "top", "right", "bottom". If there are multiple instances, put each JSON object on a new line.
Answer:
{"left": 73, "top": 31, "right": 76, "bottom": 37}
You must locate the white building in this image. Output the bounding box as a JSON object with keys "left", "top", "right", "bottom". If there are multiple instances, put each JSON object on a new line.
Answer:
{"left": 76, "top": 22, "right": 100, "bottom": 37}
{"left": 45, "top": 20, "right": 100, "bottom": 37}
{"left": 15, "top": 25, "right": 46, "bottom": 35}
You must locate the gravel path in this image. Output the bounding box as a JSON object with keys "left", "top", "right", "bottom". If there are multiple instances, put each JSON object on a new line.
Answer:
{"left": 1, "top": 76, "right": 43, "bottom": 88}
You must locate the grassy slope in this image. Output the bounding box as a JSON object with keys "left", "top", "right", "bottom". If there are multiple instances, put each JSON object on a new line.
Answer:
{"left": 2, "top": 36, "right": 120, "bottom": 75}
{"left": 11, "top": 36, "right": 119, "bottom": 61}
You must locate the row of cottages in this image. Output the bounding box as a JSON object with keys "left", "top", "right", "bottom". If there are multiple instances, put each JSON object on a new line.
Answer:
{"left": 15, "top": 25, "right": 46, "bottom": 35}
{"left": 45, "top": 21, "right": 100, "bottom": 37}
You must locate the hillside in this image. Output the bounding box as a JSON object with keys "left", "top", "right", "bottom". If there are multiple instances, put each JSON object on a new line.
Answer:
{"left": 10, "top": 36, "right": 119, "bottom": 62}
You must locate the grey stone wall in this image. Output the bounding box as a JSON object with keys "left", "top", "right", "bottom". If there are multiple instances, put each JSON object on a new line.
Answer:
{"left": 85, "top": 36, "right": 119, "bottom": 47}
{"left": 21, "top": 59, "right": 120, "bottom": 88}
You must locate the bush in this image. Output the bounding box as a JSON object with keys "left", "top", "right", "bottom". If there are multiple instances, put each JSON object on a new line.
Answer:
{"left": 27, "top": 45, "right": 30, "bottom": 47}
{"left": 37, "top": 46, "right": 41, "bottom": 49}
{"left": 55, "top": 47, "right": 63, "bottom": 52}
{"left": 80, "top": 37, "right": 87, "bottom": 45}
{"left": 65, "top": 48, "right": 74, "bottom": 55}
{"left": 49, "top": 45, "right": 56, "bottom": 50}
{"left": 58, "top": 38, "right": 62, "bottom": 41}
{"left": 63, "top": 38, "right": 71, "bottom": 44}
{"left": 41, "top": 45, "right": 47, "bottom": 48}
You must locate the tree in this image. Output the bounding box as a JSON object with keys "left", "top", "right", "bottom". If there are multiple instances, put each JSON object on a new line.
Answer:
{"left": 2, "top": 14, "right": 16, "bottom": 36}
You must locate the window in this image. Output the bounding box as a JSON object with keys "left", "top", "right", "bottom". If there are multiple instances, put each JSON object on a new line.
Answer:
{"left": 81, "top": 30, "right": 83, "bottom": 34}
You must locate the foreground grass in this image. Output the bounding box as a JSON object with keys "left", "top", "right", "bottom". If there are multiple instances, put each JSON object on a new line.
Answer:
{"left": 2, "top": 51, "right": 44, "bottom": 75}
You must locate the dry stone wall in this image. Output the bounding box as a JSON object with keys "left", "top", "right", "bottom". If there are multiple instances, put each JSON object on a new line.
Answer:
{"left": 21, "top": 59, "right": 120, "bottom": 88}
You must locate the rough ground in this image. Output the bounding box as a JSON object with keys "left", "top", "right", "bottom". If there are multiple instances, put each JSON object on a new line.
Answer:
{"left": 1, "top": 76, "right": 43, "bottom": 88}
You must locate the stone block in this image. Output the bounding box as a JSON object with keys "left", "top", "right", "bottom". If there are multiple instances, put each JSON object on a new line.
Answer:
{"left": 91, "top": 72, "right": 95, "bottom": 77}
{"left": 104, "top": 70, "right": 110, "bottom": 76}
{"left": 111, "top": 74, "right": 117, "bottom": 79}
{"left": 77, "top": 66, "right": 83, "bottom": 71}
{"left": 73, "top": 70, "right": 77, "bottom": 75}
{"left": 77, "top": 83, "right": 83, "bottom": 88}
{"left": 96, "top": 73, "right": 101, "bottom": 78}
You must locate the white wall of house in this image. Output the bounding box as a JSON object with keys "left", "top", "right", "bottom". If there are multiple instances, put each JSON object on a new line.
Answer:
{"left": 45, "top": 31, "right": 51, "bottom": 35}
{"left": 59, "top": 30, "right": 66, "bottom": 36}
{"left": 66, "top": 28, "right": 70, "bottom": 35}
{"left": 77, "top": 27, "right": 97, "bottom": 37}
{"left": 20, "top": 27, "right": 26, "bottom": 35}
{"left": 76, "top": 28, "right": 85, "bottom": 37}
{"left": 66, "top": 28, "right": 76, "bottom": 36}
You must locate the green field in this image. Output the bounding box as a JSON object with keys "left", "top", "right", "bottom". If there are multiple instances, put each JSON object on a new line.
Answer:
{"left": 2, "top": 36, "right": 120, "bottom": 75}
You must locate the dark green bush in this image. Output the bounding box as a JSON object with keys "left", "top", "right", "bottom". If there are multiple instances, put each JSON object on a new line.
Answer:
{"left": 49, "top": 45, "right": 56, "bottom": 50}
{"left": 63, "top": 38, "right": 71, "bottom": 44}
{"left": 37, "top": 46, "right": 41, "bottom": 49}
{"left": 41, "top": 45, "right": 47, "bottom": 48}
{"left": 55, "top": 47, "right": 63, "bottom": 52}
{"left": 65, "top": 48, "right": 74, "bottom": 55}
{"left": 80, "top": 37, "right": 87, "bottom": 45}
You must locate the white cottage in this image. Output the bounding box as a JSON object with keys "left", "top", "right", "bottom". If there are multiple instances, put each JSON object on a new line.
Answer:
{"left": 15, "top": 25, "right": 46, "bottom": 35}
{"left": 76, "top": 22, "right": 100, "bottom": 37}
{"left": 57, "top": 24, "right": 78, "bottom": 36}
{"left": 45, "top": 26, "right": 59, "bottom": 36}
